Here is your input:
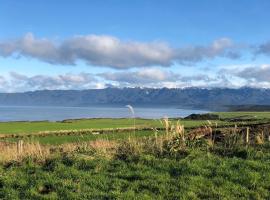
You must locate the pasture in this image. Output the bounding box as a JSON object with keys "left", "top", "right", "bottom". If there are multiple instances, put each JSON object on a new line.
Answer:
{"left": 1, "top": 112, "right": 270, "bottom": 199}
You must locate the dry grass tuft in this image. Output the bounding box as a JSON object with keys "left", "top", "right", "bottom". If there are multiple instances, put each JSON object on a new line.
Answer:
{"left": 0, "top": 141, "right": 50, "bottom": 163}
{"left": 89, "top": 139, "right": 117, "bottom": 149}
{"left": 0, "top": 139, "right": 118, "bottom": 163}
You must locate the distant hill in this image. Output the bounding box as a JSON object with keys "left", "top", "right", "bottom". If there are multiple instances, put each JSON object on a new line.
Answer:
{"left": 1, "top": 87, "right": 270, "bottom": 111}
{"left": 227, "top": 105, "right": 270, "bottom": 111}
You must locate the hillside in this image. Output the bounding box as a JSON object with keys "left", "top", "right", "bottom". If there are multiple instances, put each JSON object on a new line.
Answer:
{"left": 1, "top": 87, "right": 270, "bottom": 110}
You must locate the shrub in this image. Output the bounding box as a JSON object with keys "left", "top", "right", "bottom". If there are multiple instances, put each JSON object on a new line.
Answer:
{"left": 115, "top": 141, "right": 142, "bottom": 161}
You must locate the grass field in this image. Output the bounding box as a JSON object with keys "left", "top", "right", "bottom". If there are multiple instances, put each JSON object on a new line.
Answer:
{"left": 1, "top": 141, "right": 270, "bottom": 199}
{"left": 0, "top": 118, "right": 157, "bottom": 134}
{"left": 1, "top": 111, "right": 270, "bottom": 135}
{"left": 0, "top": 119, "right": 218, "bottom": 145}
{"left": 1, "top": 112, "right": 270, "bottom": 145}
{"left": 0, "top": 118, "right": 217, "bottom": 135}
{"left": 5, "top": 130, "right": 156, "bottom": 145}
{"left": 1, "top": 112, "right": 270, "bottom": 199}
{"left": 215, "top": 111, "right": 270, "bottom": 119}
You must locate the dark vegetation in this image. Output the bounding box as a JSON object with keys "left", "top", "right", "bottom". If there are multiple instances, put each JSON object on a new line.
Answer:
{"left": 184, "top": 113, "right": 220, "bottom": 120}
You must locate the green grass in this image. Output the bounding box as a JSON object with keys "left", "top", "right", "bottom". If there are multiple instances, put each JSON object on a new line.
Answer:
{"left": 1, "top": 146, "right": 270, "bottom": 199}
{"left": 3, "top": 119, "right": 219, "bottom": 145}
{"left": 6, "top": 130, "right": 157, "bottom": 145}
{"left": 2, "top": 112, "right": 270, "bottom": 145}
{"left": 0, "top": 118, "right": 220, "bottom": 145}
{"left": 1, "top": 112, "right": 270, "bottom": 199}
{"left": 215, "top": 111, "right": 270, "bottom": 120}
{"left": 2, "top": 112, "right": 270, "bottom": 136}
{"left": 0, "top": 118, "right": 155, "bottom": 134}
{"left": 0, "top": 118, "right": 223, "bottom": 135}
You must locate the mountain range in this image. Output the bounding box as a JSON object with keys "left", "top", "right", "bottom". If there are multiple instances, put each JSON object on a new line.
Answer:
{"left": 0, "top": 87, "right": 270, "bottom": 111}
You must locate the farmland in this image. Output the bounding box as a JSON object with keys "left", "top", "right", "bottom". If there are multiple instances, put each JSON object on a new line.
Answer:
{"left": 1, "top": 111, "right": 269, "bottom": 134}
{"left": 1, "top": 112, "right": 270, "bottom": 199}
{"left": 0, "top": 118, "right": 226, "bottom": 145}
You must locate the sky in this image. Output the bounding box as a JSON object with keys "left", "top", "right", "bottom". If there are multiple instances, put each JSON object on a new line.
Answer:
{"left": 1, "top": 0, "right": 270, "bottom": 92}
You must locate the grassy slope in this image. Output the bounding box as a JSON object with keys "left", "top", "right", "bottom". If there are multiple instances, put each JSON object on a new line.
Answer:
{"left": 1, "top": 148, "right": 270, "bottom": 199}
{"left": 215, "top": 111, "right": 270, "bottom": 119}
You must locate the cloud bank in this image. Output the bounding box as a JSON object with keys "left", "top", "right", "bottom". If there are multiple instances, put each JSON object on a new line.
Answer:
{"left": 99, "top": 68, "right": 179, "bottom": 84}
{"left": 0, "top": 33, "right": 239, "bottom": 69}
{"left": 257, "top": 42, "right": 270, "bottom": 57}
{"left": 1, "top": 33, "right": 270, "bottom": 91}
{"left": 0, "top": 72, "right": 103, "bottom": 92}
{"left": 0, "top": 68, "right": 245, "bottom": 92}
{"left": 219, "top": 64, "right": 270, "bottom": 88}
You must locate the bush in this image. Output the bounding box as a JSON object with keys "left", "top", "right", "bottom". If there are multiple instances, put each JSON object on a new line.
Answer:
{"left": 115, "top": 141, "right": 142, "bottom": 161}
{"left": 184, "top": 113, "right": 219, "bottom": 120}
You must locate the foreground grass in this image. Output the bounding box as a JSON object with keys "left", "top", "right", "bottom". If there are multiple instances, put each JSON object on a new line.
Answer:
{"left": 1, "top": 146, "right": 270, "bottom": 199}
{"left": 1, "top": 116, "right": 270, "bottom": 199}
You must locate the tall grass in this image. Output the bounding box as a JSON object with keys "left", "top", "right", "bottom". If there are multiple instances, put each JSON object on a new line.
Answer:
{"left": 1, "top": 116, "right": 270, "bottom": 163}
{"left": 126, "top": 105, "right": 136, "bottom": 139}
{"left": 0, "top": 141, "right": 49, "bottom": 162}
{"left": 0, "top": 139, "right": 117, "bottom": 163}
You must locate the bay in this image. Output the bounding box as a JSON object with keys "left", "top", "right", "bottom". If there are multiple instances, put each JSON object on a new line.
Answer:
{"left": 0, "top": 106, "right": 209, "bottom": 122}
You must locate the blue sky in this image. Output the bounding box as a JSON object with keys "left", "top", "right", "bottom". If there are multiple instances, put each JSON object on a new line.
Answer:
{"left": 1, "top": 0, "right": 270, "bottom": 91}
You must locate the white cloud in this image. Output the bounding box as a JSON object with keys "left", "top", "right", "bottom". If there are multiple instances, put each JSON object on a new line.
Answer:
{"left": 175, "top": 38, "right": 240, "bottom": 64}
{"left": 257, "top": 41, "right": 270, "bottom": 56}
{"left": 233, "top": 64, "right": 270, "bottom": 82}
{"left": 99, "top": 68, "right": 180, "bottom": 84}
{"left": 0, "top": 33, "right": 239, "bottom": 69}
{"left": 218, "top": 64, "right": 270, "bottom": 88}
{"left": 0, "top": 72, "right": 103, "bottom": 92}
{"left": 0, "top": 76, "right": 7, "bottom": 87}
{"left": 3, "top": 63, "right": 270, "bottom": 92}
{"left": 0, "top": 70, "right": 220, "bottom": 92}
{"left": 98, "top": 68, "right": 229, "bottom": 88}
